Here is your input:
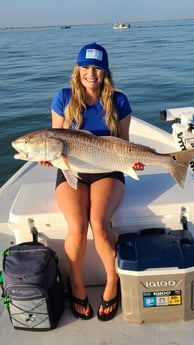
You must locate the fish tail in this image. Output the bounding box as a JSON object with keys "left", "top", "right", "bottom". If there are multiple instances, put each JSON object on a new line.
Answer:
{"left": 168, "top": 149, "right": 194, "bottom": 188}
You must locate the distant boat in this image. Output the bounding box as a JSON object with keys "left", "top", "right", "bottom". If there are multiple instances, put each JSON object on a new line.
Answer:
{"left": 61, "top": 25, "right": 71, "bottom": 29}
{"left": 113, "top": 22, "right": 130, "bottom": 30}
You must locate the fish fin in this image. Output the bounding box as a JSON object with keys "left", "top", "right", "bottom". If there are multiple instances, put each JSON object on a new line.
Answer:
{"left": 62, "top": 155, "right": 74, "bottom": 172}
{"left": 62, "top": 170, "right": 78, "bottom": 190}
{"left": 100, "top": 136, "right": 126, "bottom": 143}
{"left": 60, "top": 155, "right": 81, "bottom": 189}
{"left": 80, "top": 129, "right": 94, "bottom": 135}
{"left": 71, "top": 128, "right": 95, "bottom": 136}
{"left": 124, "top": 167, "right": 139, "bottom": 180}
{"left": 168, "top": 149, "right": 194, "bottom": 188}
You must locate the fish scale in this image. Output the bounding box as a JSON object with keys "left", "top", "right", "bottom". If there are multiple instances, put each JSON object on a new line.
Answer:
{"left": 12, "top": 128, "right": 194, "bottom": 189}
{"left": 64, "top": 132, "right": 171, "bottom": 170}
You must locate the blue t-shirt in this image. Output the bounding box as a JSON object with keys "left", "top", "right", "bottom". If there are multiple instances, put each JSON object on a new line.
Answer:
{"left": 51, "top": 88, "right": 132, "bottom": 135}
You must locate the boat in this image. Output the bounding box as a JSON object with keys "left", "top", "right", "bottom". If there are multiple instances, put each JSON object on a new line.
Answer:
{"left": 113, "top": 22, "right": 131, "bottom": 30}
{"left": 61, "top": 25, "right": 71, "bottom": 29}
{"left": 0, "top": 107, "right": 194, "bottom": 344}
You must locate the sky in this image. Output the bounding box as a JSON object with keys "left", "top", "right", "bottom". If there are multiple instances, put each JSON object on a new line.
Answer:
{"left": 1, "top": 0, "right": 194, "bottom": 27}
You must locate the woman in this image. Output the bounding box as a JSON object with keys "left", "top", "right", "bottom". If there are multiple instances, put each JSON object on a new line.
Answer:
{"left": 42, "top": 43, "right": 143, "bottom": 321}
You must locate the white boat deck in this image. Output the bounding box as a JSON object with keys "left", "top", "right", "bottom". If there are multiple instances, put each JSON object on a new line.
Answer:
{"left": 1, "top": 115, "right": 194, "bottom": 344}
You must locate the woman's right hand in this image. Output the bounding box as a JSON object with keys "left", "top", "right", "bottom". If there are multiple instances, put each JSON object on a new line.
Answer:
{"left": 132, "top": 162, "right": 144, "bottom": 171}
{"left": 39, "top": 161, "right": 53, "bottom": 167}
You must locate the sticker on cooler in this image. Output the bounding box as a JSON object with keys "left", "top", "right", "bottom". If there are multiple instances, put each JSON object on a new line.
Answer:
{"left": 143, "top": 290, "right": 182, "bottom": 307}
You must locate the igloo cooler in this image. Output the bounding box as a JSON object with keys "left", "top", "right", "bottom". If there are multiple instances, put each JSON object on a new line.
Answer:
{"left": 117, "top": 228, "right": 194, "bottom": 323}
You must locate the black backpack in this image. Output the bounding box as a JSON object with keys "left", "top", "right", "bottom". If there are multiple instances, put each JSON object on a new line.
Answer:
{"left": 1, "top": 240, "right": 65, "bottom": 331}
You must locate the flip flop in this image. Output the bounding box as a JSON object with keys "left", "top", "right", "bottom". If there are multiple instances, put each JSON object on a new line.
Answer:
{"left": 70, "top": 294, "right": 94, "bottom": 320}
{"left": 97, "top": 280, "right": 120, "bottom": 321}
{"left": 68, "top": 281, "right": 93, "bottom": 320}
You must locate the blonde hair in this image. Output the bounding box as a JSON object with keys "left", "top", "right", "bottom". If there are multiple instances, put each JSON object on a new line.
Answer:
{"left": 64, "top": 65, "right": 120, "bottom": 136}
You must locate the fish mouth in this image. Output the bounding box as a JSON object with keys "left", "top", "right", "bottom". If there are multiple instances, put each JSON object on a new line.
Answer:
{"left": 11, "top": 141, "right": 29, "bottom": 159}
{"left": 12, "top": 143, "right": 29, "bottom": 159}
{"left": 14, "top": 152, "right": 29, "bottom": 159}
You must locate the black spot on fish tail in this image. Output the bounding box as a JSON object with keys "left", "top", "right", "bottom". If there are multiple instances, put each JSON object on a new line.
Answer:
{"left": 168, "top": 149, "right": 194, "bottom": 188}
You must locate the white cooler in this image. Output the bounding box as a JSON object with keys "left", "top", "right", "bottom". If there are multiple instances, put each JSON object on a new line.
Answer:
{"left": 117, "top": 229, "right": 194, "bottom": 323}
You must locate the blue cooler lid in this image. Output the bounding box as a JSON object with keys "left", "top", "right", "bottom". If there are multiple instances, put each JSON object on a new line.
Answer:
{"left": 117, "top": 229, "right": 194, "bottom": 271}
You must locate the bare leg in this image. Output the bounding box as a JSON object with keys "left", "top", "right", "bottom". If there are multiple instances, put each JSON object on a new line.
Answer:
{"left": 90, "top": 177, "right": 125, "bottom": 316}
{"left": 56, "top": 181, "right": 91, "bottom": 317}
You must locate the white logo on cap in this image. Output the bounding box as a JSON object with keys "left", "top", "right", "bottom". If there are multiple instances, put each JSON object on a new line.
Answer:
{"left": 85, "top": 49, "right": 103, "bottom": 61}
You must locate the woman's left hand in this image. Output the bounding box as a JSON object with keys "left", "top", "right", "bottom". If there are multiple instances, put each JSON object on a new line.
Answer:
{"left": 132, "top": 162, "right": 144, "bottom": 171}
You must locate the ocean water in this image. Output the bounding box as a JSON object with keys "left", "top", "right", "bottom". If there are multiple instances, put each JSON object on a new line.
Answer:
{"left": 1, "top": 19, "right": 194, "bottom": 187}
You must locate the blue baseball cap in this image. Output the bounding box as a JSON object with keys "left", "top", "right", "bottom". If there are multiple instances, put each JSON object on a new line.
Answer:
{"left": 77, "top": 43, "right": 109, "bottom": 71}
